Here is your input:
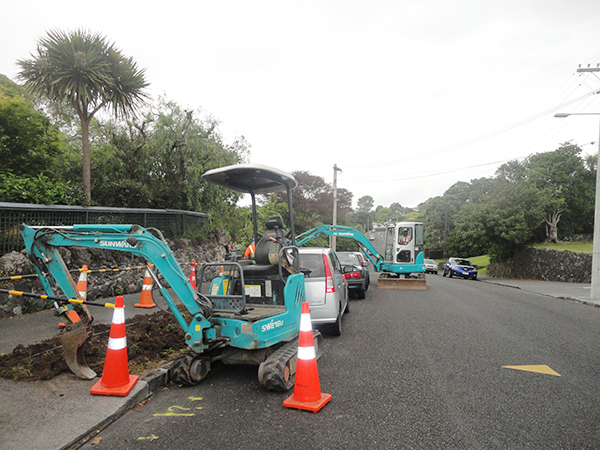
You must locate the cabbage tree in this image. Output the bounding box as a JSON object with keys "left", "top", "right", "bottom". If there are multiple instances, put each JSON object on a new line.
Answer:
{"left": 17, "top": 29, "right": 149, "bottom": 202}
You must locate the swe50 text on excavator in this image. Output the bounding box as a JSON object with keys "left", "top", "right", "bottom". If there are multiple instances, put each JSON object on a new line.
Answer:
{"left": 19, "top": 164, "right": 319, "bottom": 390}
{"left": 296, "top": 222, "right": 427, "bottom": 290}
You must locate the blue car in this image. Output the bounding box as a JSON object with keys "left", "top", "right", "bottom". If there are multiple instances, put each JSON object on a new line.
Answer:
{"left": 443, "top": 257, "right": 477, "bottom": 280}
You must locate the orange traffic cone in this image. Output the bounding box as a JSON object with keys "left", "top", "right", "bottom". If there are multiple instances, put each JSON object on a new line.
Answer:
{"left": 190, "top": 260, "right": 197, "bottom": 291}
{"left": 283, "top": 302, "right": 331, "bottom": 413}
{"left": 91, "top": 295, "right": 139, "bottom": 396}
{"left": 59, "top": 265, "right": 87, "bottom": 328}
{"left": 134, "top": 268, "right": 156, "bottom": 308}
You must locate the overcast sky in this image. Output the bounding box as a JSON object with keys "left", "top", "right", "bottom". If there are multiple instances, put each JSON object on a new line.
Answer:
{"left": 3, "top": 0, "right": 600, "bottom": 209}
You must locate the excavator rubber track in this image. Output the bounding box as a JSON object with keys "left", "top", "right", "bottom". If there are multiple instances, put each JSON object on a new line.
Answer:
{"left": 257, "top": 329, "right": 323, "bottom": 391}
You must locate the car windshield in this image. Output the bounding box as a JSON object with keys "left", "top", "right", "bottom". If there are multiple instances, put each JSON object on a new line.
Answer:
{"left": 298, "top": 253, "right": 325, "bottom": 278}
{"left": 455, "top": 259, "right": 472, "bottom": 266}
{"left": 425, "top": 259, "right": 436, "bottom": 264}
{"left": 337, "top": 253, "right": 359, "bottom": 265}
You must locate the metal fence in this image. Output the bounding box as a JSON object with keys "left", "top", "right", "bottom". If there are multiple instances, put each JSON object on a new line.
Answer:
{"left": 0, "top": 202, "right": 209, "bottom": 255}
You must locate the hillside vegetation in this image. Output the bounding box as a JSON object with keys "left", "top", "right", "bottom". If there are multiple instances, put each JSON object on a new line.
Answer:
{"left": 533, "top": 241, "right": 593, "bottom": 253}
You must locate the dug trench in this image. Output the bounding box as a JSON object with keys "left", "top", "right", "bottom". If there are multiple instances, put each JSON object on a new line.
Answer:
{"left": 0, "top": 310, "right": 189, "bottom": 382}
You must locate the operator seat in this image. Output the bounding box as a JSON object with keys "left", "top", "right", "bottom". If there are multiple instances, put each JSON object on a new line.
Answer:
{"left": 255, "top": 215, "right": 288, "bottom": 265}
{"left": 243, "top": 215, "right": 288, "bottom": 277}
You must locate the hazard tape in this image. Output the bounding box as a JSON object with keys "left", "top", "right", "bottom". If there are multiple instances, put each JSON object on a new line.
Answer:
{"left": 0, "top": 273, "right": 41, "bottom": 282}
{"left": 1, "top": 261, "right": 207, "bottom": 282}
{"left": 0, "top": 289, "right": 116, "bottom": 308}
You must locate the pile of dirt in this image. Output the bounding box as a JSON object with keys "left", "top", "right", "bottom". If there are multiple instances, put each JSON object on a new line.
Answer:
{"left": 0, "top": 310, "right": 188, "bottom": 382}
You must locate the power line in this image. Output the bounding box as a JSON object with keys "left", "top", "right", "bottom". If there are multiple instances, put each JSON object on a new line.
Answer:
{"left": 350, "top": 157, "right": 527, "bottom": 183}
{"left": 341, "top": 86, "right": 600, "bottom": 172}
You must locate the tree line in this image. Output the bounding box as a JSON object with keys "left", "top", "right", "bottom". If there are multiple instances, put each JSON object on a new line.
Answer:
{"left": 421, "top": 142, "right": 596, "bottom": 262}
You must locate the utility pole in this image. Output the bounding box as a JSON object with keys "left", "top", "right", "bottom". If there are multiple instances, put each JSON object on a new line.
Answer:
{"left": 331, "top": 164, "right": 342, "bottom": 251}
{"left": 578, "top": 65, "right": 600, "bottom": 299}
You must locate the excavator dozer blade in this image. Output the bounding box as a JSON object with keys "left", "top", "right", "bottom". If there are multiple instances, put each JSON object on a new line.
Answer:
{"left": 61, "top": 321, "right": 97, "bottom": 380}
{"left": 377, "top": 277, "right": 427, "bottom": 290}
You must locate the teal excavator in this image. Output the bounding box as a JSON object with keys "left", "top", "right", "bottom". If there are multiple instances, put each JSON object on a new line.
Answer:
{"left": 295, "top": 222, "right": 426, "bottom": 290}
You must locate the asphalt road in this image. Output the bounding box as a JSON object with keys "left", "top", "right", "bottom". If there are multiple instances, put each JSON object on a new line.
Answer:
{"left": 79, "top": 274, "right": 600, "bottom": 449}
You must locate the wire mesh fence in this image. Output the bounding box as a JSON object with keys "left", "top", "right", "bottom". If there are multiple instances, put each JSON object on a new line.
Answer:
{"left": 0, "top": 202, "right": 208, "bottom": 255}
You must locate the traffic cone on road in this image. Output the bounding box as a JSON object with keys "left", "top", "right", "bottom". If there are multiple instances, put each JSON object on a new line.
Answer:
{"left": 59, "top": 265, "right": 87, "bottom": 328}
{"left": 190, "top": 260, "right": 197, "bottom": 291}
{"left": 283, "top": 302, "right": 331, "bottom": 413}
{"left": 134, "top": 268, "right": 156, "bottom": 308}
{"left": 91, "top": 296, "right": 139, "bottom": 396}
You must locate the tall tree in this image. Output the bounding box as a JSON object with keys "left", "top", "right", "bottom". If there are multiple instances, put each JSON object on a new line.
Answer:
{"left": 356, "top": 195, "right": 374, "bottom": 213}
{"left": 264, "top": 171, "right": 353, "bottom": 234}
{"left": 496, "top": 143, "right": 593, "bottom": 241}
{"left": 17, "top": 29, "right": 149, "bottom": 202}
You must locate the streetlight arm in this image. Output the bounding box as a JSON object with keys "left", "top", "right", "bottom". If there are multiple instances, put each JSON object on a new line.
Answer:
{"left": 555, "top": 112, "right": 600, "bottom": 118}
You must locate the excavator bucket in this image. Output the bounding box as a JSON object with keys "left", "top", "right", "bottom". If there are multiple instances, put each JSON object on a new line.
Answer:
{"left": 61, "top": 320, "right": 97, "bottom": 380}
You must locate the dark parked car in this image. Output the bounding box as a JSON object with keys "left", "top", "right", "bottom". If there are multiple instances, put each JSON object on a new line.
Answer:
{"left": 353, "top": 252, "right": 370, "bottom": 290}
{"left": 442, "top": 257, "right": 477, "bottom": 280}
{"left": 337, "top": 251, "right": 368, "bottom": 299}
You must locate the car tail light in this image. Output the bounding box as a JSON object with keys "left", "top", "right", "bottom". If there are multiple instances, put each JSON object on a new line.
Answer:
{"left": 323, "top": 254, "right": 335, "bottom": 293}
{"left": 344, "top": 271, "right": 361, "bottom": 279}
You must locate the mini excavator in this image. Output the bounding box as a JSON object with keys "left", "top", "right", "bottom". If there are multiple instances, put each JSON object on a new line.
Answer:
{"left": 20, "top": 164, "right": 319, "bottom": 390}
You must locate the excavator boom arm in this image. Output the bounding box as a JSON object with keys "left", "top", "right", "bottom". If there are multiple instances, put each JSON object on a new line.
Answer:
{"left": 296, "top": 225, "right": 384, "bottom": 267}
{"left": 20, "top": 224, "right": 212, "bottom": 349}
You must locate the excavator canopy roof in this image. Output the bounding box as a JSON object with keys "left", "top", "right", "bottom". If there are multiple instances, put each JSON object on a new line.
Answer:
{"left": 202, "top": 164, "right": 297, "bottom": 194}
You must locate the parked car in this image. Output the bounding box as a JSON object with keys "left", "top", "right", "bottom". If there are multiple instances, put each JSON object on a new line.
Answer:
{"left": 442, "top": 257, "right": 477, "bottom": 280}
{"left": 298, "top": 248, "right": 349, "bottom": 335}
{"left": 353, "top": 252, "right": 370, "bottom": 290}
{"left": 336, "top": 251, "right": 368, "bottom": 299}
{"left": 424, "top": 258, "right": 438, "bottom": 275}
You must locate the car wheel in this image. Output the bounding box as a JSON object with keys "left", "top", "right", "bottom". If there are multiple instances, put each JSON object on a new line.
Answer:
{"left": 357, "top": 286, "right": 366, "bottom": 300}
{"left": 329, "top": 310, "right": 342, "bottom": 336}
{"left": 449, "top": 271, "right": 453, "bottom": 278}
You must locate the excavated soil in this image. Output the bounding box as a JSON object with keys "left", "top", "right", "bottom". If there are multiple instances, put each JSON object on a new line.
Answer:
{"left": 0, "top": 310, "right": 188, "bottom": 382}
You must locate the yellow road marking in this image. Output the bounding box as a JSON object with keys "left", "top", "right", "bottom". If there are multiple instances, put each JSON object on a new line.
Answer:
{"left": 502, "top": 365, "right": 561, "bottom": 376}
{"left": 138, "top": 435, "right": 159, "bottom": 441}
{"left": 153, "top": 405, "right": 194, "bottom": 416}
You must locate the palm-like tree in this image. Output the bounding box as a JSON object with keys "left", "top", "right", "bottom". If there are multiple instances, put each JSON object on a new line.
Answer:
{"left": 17, "top": 29, "right": 149, "bottom": 202}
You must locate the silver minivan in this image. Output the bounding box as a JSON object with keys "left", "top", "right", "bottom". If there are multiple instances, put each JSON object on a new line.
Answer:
{"left": 298, "top": 247, "right": 349, "bottom": 336}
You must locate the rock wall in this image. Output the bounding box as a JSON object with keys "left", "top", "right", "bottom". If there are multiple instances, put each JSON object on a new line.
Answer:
{"left": 487, "top": 246, "right": 592, "bottom": 283}
{"left": 0, "top": 231, "right": 229, "bottom": 319}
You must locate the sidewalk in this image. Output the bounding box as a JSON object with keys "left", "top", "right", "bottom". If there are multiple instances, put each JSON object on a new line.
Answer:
{"left": 479, "top": 276, "right": 600, "bottom": 307}
{"left": 0, "top": 291, "right": 174, "bottom": 450}
{"left": 0, "top": 278, "right": 598, "bottom": 449}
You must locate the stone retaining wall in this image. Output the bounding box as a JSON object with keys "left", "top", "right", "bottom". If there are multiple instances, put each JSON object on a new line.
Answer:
{"left": 487, "top": 246, "right": 592, "bottom": 283}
